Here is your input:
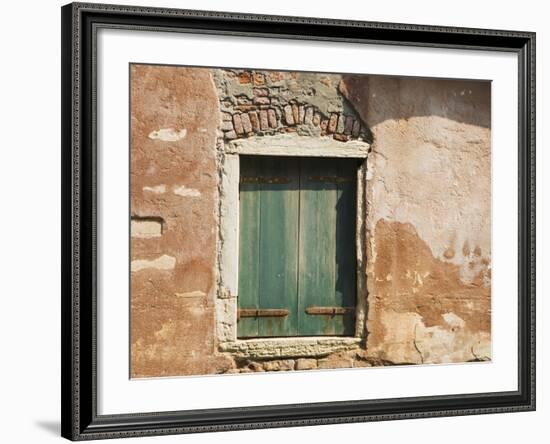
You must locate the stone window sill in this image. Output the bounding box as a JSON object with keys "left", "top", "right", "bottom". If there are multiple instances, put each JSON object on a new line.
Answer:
{"left": 219, "top": 336, "right": 362, "bottom": 359}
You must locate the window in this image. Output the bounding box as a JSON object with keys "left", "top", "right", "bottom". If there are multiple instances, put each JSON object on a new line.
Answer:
{"left": 238, "top": 155, "right": 358, "bottom": 338}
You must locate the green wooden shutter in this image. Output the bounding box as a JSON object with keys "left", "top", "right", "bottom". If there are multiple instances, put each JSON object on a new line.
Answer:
{"left": 298, "top": 158, "right": 357, "bottom": 336}
{"left": 238, "top": 156, "right": 357, "bottom": 338}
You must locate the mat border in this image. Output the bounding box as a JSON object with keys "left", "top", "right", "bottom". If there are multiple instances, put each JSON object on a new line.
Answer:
{"left": 61, "top": 2, "right": 536, "bottom": 440}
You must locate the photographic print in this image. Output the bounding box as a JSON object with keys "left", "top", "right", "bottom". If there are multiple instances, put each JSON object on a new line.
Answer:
{"left": 129, "top": 64, "right": 491, "bottom": 378}
{"left": 62, "top": 4, "right": 535, "bottom": 438}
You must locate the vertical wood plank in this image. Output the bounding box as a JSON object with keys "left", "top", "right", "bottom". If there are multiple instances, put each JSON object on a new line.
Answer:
{"left": 333, "top": 159, "right": 358, "bottom": 335}
{"left": 298, "top": 158, "right": 338, "bottom": 335}
{"left": 237, "top": 156, "right": 261, "bottom": 337}
{"left": 258, "top": 156, "right": 300, "bottom": 336}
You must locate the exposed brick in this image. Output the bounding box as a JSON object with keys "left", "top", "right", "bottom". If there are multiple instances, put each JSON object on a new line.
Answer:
{"left": 344, "top": 116, "right": 354, "bottom": 135}
{"left": 304, "top": 107, "right": 314, "bottom": 125}
{"left": 268, "top": 71, "right": 284, "bottom": 83}
{"left": 328, "top": 113, "right": 338, "bottom": 133}
{"left": 238, "top": 72, "right": 251, "bottom": 84}
{"left": 336, "top": 114, "right": 346, "bottom": 133}
{"left": 259, "top": 110, "right": 269, "bottom": 130}
{"left": 235, "top": 104, "right": 257, "bottom": 112}
{"left": 248, "top": 111, "right": 260, "bottom": 132}
{"left": 241, "top": 113, "right": 253, "bottom": 133}
{"left": 333, "top": 133, "right": 350, "bottom": 142}
{"left": 253, "top": 88, "right": 269, "bottom": 97}
{"left": 222, "top": 112, "right": 233, "bottom": 121}
{"left": 233, "top": 114, "right": 244, "bottom": 135}
{"left": 253, "top": 96, "right": 270, "bottom": 105}
{"left": 312, "top": 113, "right": 321, "bottom": 126}
{"left": 268, "top": 109, "right": 278, "bottom": 128}
{"left": 320, "top": 120, "right": 328, "bottom": 134}
{"left": 253, "top": 72, "right": 265, "bottom": 85}
{"left": 352, "top": 120, "right": 361, "bottom": 137}
{"left": 283, "top": 105, "right": 295, "bottom": 125}
{"left": 299, "top": 105, "right": 305, "bottom": 124}
{"left": 292, "top": 104, "right": 300, "bottom": 124}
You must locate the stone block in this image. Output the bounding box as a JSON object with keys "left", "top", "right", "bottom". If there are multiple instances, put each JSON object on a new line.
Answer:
{"left": 317, "top": 356, "right": 354, "bottom": 369}
{"left": 328, "top": 113, "right": 338, "bottom": 133}
{"left": 253, "top": 88, "right": 269, "bottom": 97}
{"left": 253, "top": 72, "right": 265, "bottom": 85}
{"left": 283, "top": 105, "right": 295, "bottom": 125}
{"left": 312, "top": 112, "right": 321, "bottom": 126}
{"left": 268, "top": 109, "right": 278, "bottom": 128}
{"left": 239, "top": 71, "right": 251, "bottom": 84}
{"left": 241, "top": 113, "right": 253, "bottom": 133}
{"left": 304, "top": 107, "right": 314, "bottom": 125}
{"left": 221, "top": 120, "right": 234, "bottom": 132}
{"left": 253, "top": 96, "right": 270, "bottom": 105}
{"left": 292, "top": 104, "right": 300, "bottom": 124}
{"left": 224, "top": 130, "right": 237, "bottom": 140}
{"left": 295, "top": 358, "right": 317, "bottom": 370}
{"left": 233, "top": 114, "right": 244, "bottom": 135}
{"left": 248, "top": 111, "right": 260, "bottom": 132}
{"left": 263, "top": 359, "right": 295, "bottom": 371}
{"left": 259, "top": 110, "right": 269, "bottom": 130}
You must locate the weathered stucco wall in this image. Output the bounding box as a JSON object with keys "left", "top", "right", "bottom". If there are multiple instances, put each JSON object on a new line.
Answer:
{"left": 130, "top": 66, "right": 492, "bottom": 377}
{"left": 341, "top": 75, "right": 492, "bottom": 364}
{"left": 130, "top": 64, "right": 233, "bottom": 377}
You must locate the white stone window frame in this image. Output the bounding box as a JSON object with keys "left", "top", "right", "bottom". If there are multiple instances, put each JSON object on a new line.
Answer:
{"left": 216, "top": 133, "right": 370, "bottom": 359}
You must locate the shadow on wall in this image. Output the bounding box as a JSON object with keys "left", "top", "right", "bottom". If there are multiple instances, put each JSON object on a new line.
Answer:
{"left": 340, "top": 75, "right": 491, "bottom": 130}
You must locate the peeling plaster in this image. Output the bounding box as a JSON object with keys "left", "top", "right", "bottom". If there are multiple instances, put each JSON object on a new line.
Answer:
{"left": 131, "top": 254, "right": 176, "bottom": 272}
{"left": 175, "top": 290, "right": 207, "bottom": 298}
{"left": 173, "top": 185, "right": 201, "bottom": 197}
{"left": 143, "top": 184, "right": 166, "bottom": 194}
{"left": 148, "top": 127, "right": 187, "bottom": 141}
{"left": 131, "top": 219, "right": 162, "bottom": 238}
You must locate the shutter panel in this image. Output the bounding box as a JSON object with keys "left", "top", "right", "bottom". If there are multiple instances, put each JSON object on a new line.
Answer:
{"left": 332, "top": 159, "right": 357, "bottom": 335}
{"left": 238, "top": 156, "right": 356, "bottom": 338}
{"left": 237, "top": 156, "right": 262, "bottom": 337}
{"left": 238, "top": 156, "right": 299, "bottom": 338}
{"left": 298, "top": 158, "right": 357, "bottom": 336}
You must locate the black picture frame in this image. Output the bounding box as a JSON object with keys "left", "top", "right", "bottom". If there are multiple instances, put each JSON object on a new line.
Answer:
{"left": 61, "top": 2, "right": 536, "bottom": 440}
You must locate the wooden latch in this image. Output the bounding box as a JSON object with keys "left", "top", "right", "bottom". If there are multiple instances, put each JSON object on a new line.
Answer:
{"left": 305, "top": 306, "right": 355, "bottom": 316}
{"left": 237, "top": 308, "right": 290, "bottom": 320}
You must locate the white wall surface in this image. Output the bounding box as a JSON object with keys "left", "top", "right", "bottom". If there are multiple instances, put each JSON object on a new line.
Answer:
{"left": 0, "top": 0, "right": 545, "bottom": 443}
